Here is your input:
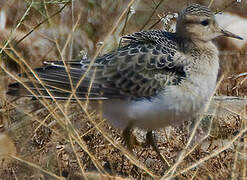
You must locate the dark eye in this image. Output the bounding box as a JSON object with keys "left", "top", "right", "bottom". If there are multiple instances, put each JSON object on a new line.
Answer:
{"left": 200, "top": 20, "right": 209, "bottom": 26}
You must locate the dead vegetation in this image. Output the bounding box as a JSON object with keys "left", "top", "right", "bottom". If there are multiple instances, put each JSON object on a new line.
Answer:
{"left": 0, "top": 0, "right": 247, "bottom": 179}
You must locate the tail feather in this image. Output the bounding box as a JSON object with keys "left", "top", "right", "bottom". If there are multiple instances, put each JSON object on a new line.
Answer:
{"left": 7, "top": 61, "right": 105, "bottom": 100}
{"left": 7, "top": 80, "right": 109, "bottom": 100}
{"left": 7, "top": 60, "right": 125, "bottom": 100}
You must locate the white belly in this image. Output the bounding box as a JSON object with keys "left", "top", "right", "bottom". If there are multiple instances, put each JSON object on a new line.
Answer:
{"left": 101, "top": 82, "right": 214, "bottom": 131}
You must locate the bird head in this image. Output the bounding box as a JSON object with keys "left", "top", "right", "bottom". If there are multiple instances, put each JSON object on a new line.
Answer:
{"left": 176, "top": 4, "right": 243, "bottom": 42}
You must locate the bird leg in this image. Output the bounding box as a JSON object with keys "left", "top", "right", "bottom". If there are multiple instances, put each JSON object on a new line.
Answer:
{"left": 122, "top": 124, "right": 135, "bottom": 152}
{"left": 146, "top": 131, "right": 169, "bottom": 167}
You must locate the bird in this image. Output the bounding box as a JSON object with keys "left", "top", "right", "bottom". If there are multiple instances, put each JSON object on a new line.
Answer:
{"left": 7, "top": 4, "right": 243, "bottom": 162}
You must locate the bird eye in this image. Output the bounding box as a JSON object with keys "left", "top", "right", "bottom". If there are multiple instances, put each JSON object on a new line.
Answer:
{"left": 200, "top": 20, "right": 209, "bottom": 26}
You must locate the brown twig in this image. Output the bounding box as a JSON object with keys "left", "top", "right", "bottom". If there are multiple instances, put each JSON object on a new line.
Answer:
{"left": 14, "top": 1, "right": 70, "bottom": 47}
{"left": 215, "top": 0, "right": 240, "bottom": 14}
{"left": 140, "top": 0, "right": 164, "bottom": 30}
{"left": 121, "top": 7, "right": 132, "bottom": 36}
{"left": 148, "top": 15, "right": 165, "bottom": 30}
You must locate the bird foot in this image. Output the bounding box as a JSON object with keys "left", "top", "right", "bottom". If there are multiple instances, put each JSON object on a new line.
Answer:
{"left": 146, "top": 131, "right": 170, "bottom": 167}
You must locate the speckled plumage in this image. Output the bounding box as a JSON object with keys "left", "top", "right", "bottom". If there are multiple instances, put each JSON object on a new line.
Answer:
{"left": 181, "top": 3, "right": 214, "bottom": 17}
{"left": 9, "top": 30, "right": 186, "bottom": 100}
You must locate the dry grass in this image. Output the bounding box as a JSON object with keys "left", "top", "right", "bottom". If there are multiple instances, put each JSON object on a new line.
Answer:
{"left": 0, "top": 0, "right": 247, "bottom": 179}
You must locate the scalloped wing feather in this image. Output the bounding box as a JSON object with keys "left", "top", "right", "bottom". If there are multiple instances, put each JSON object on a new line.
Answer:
{"left": 8, "top": 30, "right": 186, "bottom": 100}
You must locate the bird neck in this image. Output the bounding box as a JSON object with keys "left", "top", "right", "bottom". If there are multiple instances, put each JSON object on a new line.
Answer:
{"left": 176, "top": 36, "right": 217, "bottom": 55}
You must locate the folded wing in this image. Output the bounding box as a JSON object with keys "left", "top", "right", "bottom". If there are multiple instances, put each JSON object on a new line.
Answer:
{"left": 7, "top": 30, "right": 186, "bottom": 100}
